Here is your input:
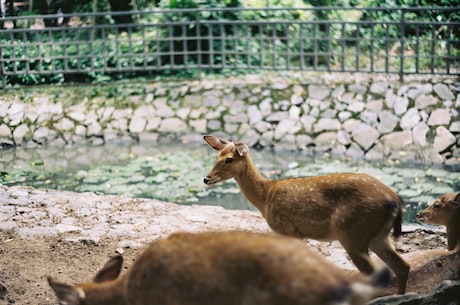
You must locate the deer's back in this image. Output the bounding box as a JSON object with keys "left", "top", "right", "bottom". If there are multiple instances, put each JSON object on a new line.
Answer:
{"left": 125, "top": 231, "right": 369, "bottom": 305}
{"left": 263, "top": 173, "right": 402, "bottom": 240}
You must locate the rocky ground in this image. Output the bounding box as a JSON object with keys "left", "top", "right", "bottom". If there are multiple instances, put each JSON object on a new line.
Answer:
{"left": 0, "top": 185, "right": 453, "bottom": 305}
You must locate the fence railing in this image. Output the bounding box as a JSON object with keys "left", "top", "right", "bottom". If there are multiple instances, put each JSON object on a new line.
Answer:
{"left": 0, "top": 7, "right": 459, "bottom": 88}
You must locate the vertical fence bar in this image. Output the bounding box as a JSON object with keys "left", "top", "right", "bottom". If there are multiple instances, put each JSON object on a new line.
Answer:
{"left": 209, "top": 22, "right": 214, "bottom": 68}
{"left": 415, "top": 24, "right": 419, "bottom": 73}
{"left": 370, "top": 22, "right": 374, "bottom": 73}
{"left": 195, "top": 9, "right": 202, "bottom": 74}
{"left": 220, "top": 23, "right": 225, "bottom": 69}
{"left": 326, "top": 23, "right": 331, "bottom": 71}
{"left": 430, "top": 25, "right": 436, "bottom": 74}
{"left": 341, "top": 23, "right": 345, "bottom": 72}
{"left": 446, "top": 24, "right": 451, "bottom": 74}
{"left": 0, "top": 46, "right": 5, "bottom": 90}
{"left": 399, "top": 8, "right": 405, "bottom": 82}
{"left": 355, "top": 23, "right": 359, "bottom": 72}
{"left": 385, "top": 22, "right": 389, "bottom": 73}
{"left": 313, "top": 22, "right": 317, "bottom": 69}
{"left": 182, "top": 23, "right": 187, "bottom": 68}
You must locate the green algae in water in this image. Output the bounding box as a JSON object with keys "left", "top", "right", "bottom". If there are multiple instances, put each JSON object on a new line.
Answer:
{"left": 1, "top": 144, "right": 458, "bottom": 222}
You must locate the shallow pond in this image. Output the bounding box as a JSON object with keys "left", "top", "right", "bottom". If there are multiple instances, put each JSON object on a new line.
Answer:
{"left": 1, "top": 141, "right": 459, "bottom": 223}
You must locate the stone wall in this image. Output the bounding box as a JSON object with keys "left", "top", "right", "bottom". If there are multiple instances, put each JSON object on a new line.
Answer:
{"left": 0, "top": 73, "right": 459, "bottom": 166}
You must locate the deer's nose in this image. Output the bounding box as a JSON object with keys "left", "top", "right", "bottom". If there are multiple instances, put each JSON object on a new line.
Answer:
{"left": 204, "top": 176, "right": 211, "bottom": 184}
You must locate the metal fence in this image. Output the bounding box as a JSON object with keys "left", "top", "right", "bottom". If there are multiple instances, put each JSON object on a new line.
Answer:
{"left": 0, "top": 6, "right": 459, "bottom": 88}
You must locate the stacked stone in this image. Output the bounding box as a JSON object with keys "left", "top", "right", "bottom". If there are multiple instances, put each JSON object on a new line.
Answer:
{"left": 0, "top": 74, "right": 458, "bottom": 165}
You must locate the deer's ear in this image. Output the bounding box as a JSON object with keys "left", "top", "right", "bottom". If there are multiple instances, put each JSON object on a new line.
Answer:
{"left": 47, "top": 277, "right": 84, "bottom": 305}
{"left": 203, "top": 135, "right": 229, "bottom": 151}
{"left": 235, "top": 143, "right": 249, "bottom": 157}
{"left": 94, "top": 256, "right": 123, "bottom": 283}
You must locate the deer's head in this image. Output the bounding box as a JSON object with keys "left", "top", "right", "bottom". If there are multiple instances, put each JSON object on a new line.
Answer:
{"left": 48, "top": 256, "right": 123, "bottom": 305}
{"left": 417, "top": 193, "right": 460, "bottom": 225}
{"left": 203, "top": 135, "right": 249, "bottom": 185}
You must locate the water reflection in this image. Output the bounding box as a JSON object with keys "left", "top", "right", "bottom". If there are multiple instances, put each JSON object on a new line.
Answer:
{"left": 1, "top": 141, "right": 458, "bottom": 223}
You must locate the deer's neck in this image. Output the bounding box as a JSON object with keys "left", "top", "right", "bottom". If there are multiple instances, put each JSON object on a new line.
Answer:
{"left": 233, "top": 154, "right": 270, "bottom": 217}
{"left": 446, "top": 216, "right": 460, "bottom": 251}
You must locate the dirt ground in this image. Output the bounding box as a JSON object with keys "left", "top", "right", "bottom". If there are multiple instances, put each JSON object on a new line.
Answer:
{"left": 0, "top": 186, "right": 451, "bottom": 305}
{"left": 0, "top": 227, "right": 449, "bottom": 305}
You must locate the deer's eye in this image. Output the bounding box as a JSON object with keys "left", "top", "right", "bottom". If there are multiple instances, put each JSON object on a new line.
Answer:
{"left": 433, "top": 203, "right": 441, "bottom": 209}
{"left": 225, "top": 157, "right": 234, "bottom": 164}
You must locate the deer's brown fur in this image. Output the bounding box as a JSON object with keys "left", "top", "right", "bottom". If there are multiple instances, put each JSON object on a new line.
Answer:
{"left": 48, "top": 231, "right": 391, "bottom": 305}
{"left": 203, "top": 135, "right": 410, "bottom": 294}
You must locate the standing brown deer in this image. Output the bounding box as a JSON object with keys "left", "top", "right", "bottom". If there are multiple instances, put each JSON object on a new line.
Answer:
{"left": 203, "top": 135, "right": 410, "bottom": 294}
{"left": 417, "top": 193, "right": 460, "bottom": 251}
{"left": 48, "top": 231, "right": 391, "bottom": 305}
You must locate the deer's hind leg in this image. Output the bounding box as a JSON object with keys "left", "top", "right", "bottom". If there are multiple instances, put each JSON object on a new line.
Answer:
{"left": 370, "top": 233, "right": 410, "bottom": 294}
{"left": 339, "top": 237, "right": 376, "bottom": 276}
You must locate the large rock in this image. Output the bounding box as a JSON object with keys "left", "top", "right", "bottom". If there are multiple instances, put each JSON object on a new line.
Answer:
{"left": 274, "top": 119, "right": 301, "bottom": 139}
{"left": 365, "top": 142, "right": 384, "bottom": 160}
{"left": 366, "top": 100, "right": 383, "bottom": 113}
{"left": 247, "top": 105, "right": 262, "bottom": 124}
{"left": 314, "top": 131, "right": 338, "bottom": 149}
{"left": 223, "top": 113, "right": 248, "bottom": 124}
{"left": 133, "top": 105, "right": 155, "bottom": 118}
{"left": 378, "top": 111, "right": 399, "bottom": 134}
{"left": 308, "top": 84, "right": 330, "bottom": 100}
{"left": 433, "top": 83, "right": 455, "bottom": 100}
{"left": 54, "top": 118, "right": 74, "bottom": 131}
{"left": 407, "top": 83, "right": 432, "bottom": 99}
{"left": 427, "top": 108, "right": 451, "bottom": 126}
{"left": 266, "top": 112, "right": 288, "bottom": 122}
{"left": 370, "top": 280, "right": 460, "bottom": 305}
{"left": 314, "top": 118, "right": 341, "bottom": 133}
{"left": 415, "top": 94, "right": 438, "bottom": 109}
{"left": 450, "top": 121, "right": 460, "bottom": 133}
{"left": 412, "top": 122, "right": 429, "bottom": 147}
{"left": 360, "top": 110, "right": 379, "bottom": 127}
{"left": 351, "top": 123, "right": 380, "bottom": 151}
{"left": 87, "top": 122, "right": 102, "bottom": 136}
{"left": 381, "top": 130, "right": 413, "bottom": 150}
{"left": 370, "top": 80, "right": 389, "bottom": 95}
{"left": 400, "top": 108, "right": 421, "bottom": 130}
{"left": 347, "top": 101, "right": 365, "bottom": 113}
{"left": 129, "top": 117, "right": 147, "bottom": 133}
{"left": 33, "top": 127, "right": 52, "bottom": 143}
{"left": 394, "top": 96, "right": 409, "bottom": 115}
{"left": 0, "top": 124, "right": 11, "bottom": 137}
{"left": 346, "top": 142, "right": 365, "bottom": 158}
{"left": 433, "top": 126, "right": 456, "bottom": 152}
{"left": 13, "top": 124, "right": 29, "bottom": 142}
{"left": 349, "top": 83, "right": 367, "bottom": 94}
{"left": 158, "top": 118, "right": 187, "bottom": 133}
{"left": 300, "top": 115, "right": 315, "bottom": 133}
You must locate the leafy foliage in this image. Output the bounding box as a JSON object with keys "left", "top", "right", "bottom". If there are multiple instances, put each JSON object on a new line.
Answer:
{"left": 0, "top": 1, "right": 458, "bottom": 86}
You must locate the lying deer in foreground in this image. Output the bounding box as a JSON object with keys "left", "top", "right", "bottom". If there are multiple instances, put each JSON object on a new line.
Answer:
{"left": 48, "top": 231, "right": 391, "bottom": 305}
{"left": 203, "top": 135, "right": 410, "bottom": 294}
{"left": 378, "top": 193, "right": 460, "bottom": 295}
{"left": 417, "top": 192, "right": 460, "bottom": 251}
